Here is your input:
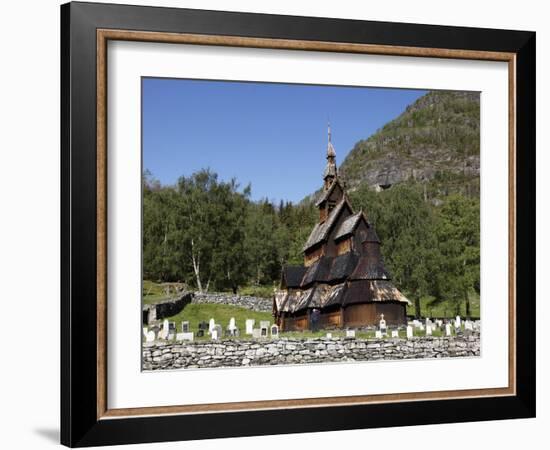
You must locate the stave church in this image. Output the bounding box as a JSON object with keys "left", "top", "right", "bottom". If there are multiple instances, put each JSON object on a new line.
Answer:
{"left": 273, "top": 126, "right": 409, "bottom": 331}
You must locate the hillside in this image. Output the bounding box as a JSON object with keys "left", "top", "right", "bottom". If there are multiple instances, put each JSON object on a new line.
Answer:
{"left": 316, "top": 90, "right": 480, "bottom": 201}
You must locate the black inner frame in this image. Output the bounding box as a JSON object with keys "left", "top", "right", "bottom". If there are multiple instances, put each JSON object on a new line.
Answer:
{"left": 61, "top": 2, "right": 536, "bottom": 447}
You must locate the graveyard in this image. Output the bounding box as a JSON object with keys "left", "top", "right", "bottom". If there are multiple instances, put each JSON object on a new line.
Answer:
{"left": 142, "top": 294, "right": 481, "bottom": 370}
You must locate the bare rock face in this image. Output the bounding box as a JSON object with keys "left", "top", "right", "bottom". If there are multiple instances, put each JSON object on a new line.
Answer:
{"left": 337, "top": 90, "right": 480, "bottom": 193}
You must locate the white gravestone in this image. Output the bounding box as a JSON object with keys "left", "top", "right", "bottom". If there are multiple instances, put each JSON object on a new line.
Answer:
{"left": 208, "top": 318, "right": 216, "bottom": 335}
{"left": 228, "top": 317, "right": 237, "bottom": 334}
{"left": 211, "top": 329, "right": 219, "bottom": 340}
{"left": 426, "top": 325, "right": 432, "bottom": 336}
{"left": 445, "top": 323, "right": 452, "bottom": 336}
{"left": 406, "top": 325, "right": 414, "bottom": 339}
{"left": 245, "top": 319, "right": 255, "bottom": 335}
{"left": 326, "top": 332, "right": 332, "bottom": 339}
{"left": 391, "top": 330, "right": 399, "bottom": 338}
{"left": 146, "top": 331, "right": 156, "bottom": 342}
{"left": 176, "top": 332, "right": 194, "bottom": 342}
{"left": 375, "top": 330, "right": 383, "bottom": 339}
{"left": 158, "top": 319, "right": 169, "bottom": 340}
{"left": 270, "top": 325, "right": 279, "bottom": 338}
{"left": 413, "top": 319, "right": 421, "bottom": 328}
{"left": 346, "top": 329, "right": 356, "bottom": 338}
{"left": 252, "top": 328, "right": 261, "bottom": 339}
{"left": 379, "top": 314, "right": 387, "bottom": 335}
{"left": 464, "top": 320, "right": 473, "bottom": 331}
{"left": 455, "top": 315, "right": 462, "bottom": 329}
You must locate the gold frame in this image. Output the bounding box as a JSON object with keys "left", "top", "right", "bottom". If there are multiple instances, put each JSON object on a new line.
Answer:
{"left": 96, "top": 29, "right": 516, "bottom": 420}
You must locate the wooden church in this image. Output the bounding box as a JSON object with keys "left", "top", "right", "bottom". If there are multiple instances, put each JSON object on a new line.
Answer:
{"left": 273, "top": 126, "right": 409, "bottom": 331}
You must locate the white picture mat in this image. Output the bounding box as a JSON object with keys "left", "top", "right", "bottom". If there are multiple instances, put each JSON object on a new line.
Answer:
{"left": 107, "top": 40, "right": 509, "bottom": 410}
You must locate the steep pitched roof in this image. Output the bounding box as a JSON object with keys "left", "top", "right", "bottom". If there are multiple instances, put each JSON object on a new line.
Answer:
{"left": 334, "top": 212, "right": 364, "bottom": 241}
{"left": 315, "top": 179, "right": 343, "bottom": 206}
{"left": 282, "top": 265, "right": 307, "bottom": 288}
{"left": 303, "top": 199, "right": 353, "bottom": 252}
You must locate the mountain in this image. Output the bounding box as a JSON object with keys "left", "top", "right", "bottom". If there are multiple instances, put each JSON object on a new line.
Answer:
{"left": 312, "top": 90, "right": 480, "bottom": 202}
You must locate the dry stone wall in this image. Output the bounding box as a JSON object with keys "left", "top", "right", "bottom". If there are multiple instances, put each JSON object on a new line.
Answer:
{"left": 191, "top": 292, "right": 272, "bottom": 312}
{"left": 142, "top": 334, "right": 480, "bottom": 370}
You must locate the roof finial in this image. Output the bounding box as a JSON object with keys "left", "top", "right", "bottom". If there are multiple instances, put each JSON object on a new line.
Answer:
{"left": 328, "top": 119, "right": 332, "bottom": 144}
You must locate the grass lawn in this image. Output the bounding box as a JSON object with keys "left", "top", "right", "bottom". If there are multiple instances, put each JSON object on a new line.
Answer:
{"left": 406, "top": 292, "right": 480, "bottom": 319}
{"left": 162, "top": 303, "right": 273, "bottom": 340}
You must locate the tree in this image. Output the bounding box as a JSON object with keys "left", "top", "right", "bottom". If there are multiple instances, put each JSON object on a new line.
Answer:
{"left": 434, "top": 194, "right": 480, "bottom": 317}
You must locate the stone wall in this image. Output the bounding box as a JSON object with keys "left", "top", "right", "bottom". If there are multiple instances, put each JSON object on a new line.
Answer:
{"left": 191, "top": 292, "right": 272, "bottom": 312}
{"left": 142, "top": 334, "right": 480, "bottom": 370}
{"left": 143, "top": 292, "right": 193, "bottom": 324}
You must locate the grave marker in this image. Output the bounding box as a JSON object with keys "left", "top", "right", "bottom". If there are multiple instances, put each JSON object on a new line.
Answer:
{"left": 245, "top": 319, "right": 255, "bottom": 335}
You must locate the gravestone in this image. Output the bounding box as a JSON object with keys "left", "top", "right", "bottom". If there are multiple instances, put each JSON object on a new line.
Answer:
{"left": 455, "top": 315, "right": 461, "bottom": 329}
{"left": 214, "top": 324, "right": 222, "bottom": 338}
{"left": 146, "top": 331, "right": 156, "bottom": 342}
{"left": 391, "top": 330, "right": 399, "bottom": 338}
{"left": 167, "top": 322, "right": 176, "bottom": 340}
{"left": 208, "top": 318, "right": 216, "bottom": 335}
{"left": 346, "top": 329, "right": 356, "bottom": 338}
{"left": 142, "top": 327, "right": 148, "bottom": 338}
{"left": 176, "top": 332, "right": 194, "bottom": 342}
{"left": 197, "top": 329, "right": 204, "bottom": 338}
{"left": 326, "top": 332, "right": 332, "bottom": 339}
{"left": 426, "top": 325, "right": 432, "bottom": 336}
{"left": 245, "top": 319, "right": 255, "bottom": 335}
{"left": 211, "top": 329, "right": 219, "bottom": 340}
{"left": 413, "top": 319, "right": 421, "bottom": 328}
{"left": 464, "top": 320, "right": 473, "bottom": 331}
{"left": 419, "top": 323, "right": 425, "bottom": 331}
{"left": 379, "top": 314, "right": 387, "bottom": 335}
{"left": 270, "top": 325, "right": 279, "bottom": 338}
{"left": 252, "top": 328, "right": 261, "bottom": 339}
{"left": 181, "top": 321, "right": 190, "bottom": 333}
{"left": 445, "top": 323, "right": 452, "bottom": 336}
{"left": 375, "top": 330, "right": 383, "bottom": 339}
{"left": 158, "top": 319, "right": 169, "bottom": 340}
{"left": 228, "top": 317, "right": 237, "bottom": 336}
{"left": 406, "top": 325, "right": 414, "bottom": 339}
{"left": 260, "top": 321, "right": 270, "bottom": 337}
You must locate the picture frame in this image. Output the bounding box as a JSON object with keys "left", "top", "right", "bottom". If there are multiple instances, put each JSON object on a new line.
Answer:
{"left": 60, "top": 1, "right": 535, "bottom": 447}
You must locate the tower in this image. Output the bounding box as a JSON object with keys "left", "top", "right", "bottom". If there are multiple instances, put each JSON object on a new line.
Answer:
{"left": 323, "top": 123, "right": 337, "bottom": 191}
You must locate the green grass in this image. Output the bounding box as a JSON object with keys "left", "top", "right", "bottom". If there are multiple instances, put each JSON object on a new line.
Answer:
{"left": 162, "top": 303, "right": 273, "bottom": 340}
{"left": 142, "top": 280, "right": 171, "bottom": 305}
{"left": 406, "top": 292, "right": 480, "bottom": 319}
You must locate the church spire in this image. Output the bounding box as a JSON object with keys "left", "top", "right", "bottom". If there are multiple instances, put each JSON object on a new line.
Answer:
{"left": 323, "top": 122, "right": 337, "bottom": 190}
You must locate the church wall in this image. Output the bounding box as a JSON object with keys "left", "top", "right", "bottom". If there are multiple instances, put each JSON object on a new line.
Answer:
{"left": 343, "top": 303, "right": 377, "bottom": 327}
{"left": 324, "top": 205, "right": 353, "bottom": 257}
{"left": 354, "top": 221, "right": 369, "bottom": 254}
{"left": 375, "top": 302, "right": 407, "bottom": 326}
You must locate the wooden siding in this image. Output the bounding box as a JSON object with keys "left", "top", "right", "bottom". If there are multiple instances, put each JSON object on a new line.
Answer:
{"left": 343, "top": 303, "right": 377, "bottom": 327}
{"left": 375, "top": 302, "right": 406, "bottom": 326}
{"left": 336, "top": 237, "right": 352, "bottom": 255}
{"left": 319, "top": 310, "right": 342, "bottom": 328}
{"left": 304, "top": 245, "right": 324, "bottom": 267}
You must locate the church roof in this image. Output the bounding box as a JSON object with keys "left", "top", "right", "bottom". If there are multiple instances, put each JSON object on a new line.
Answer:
{"left": 315, "top": 179, "right": 342, "bottom": 206}
{"left": 303, "top": 199, "right": 351, "bottom": 251}
{"left": 282, "top": 265, "right": 307, "bottom": 288}
{"left": 334, "top": 212, "right": 364, "bottom": 241}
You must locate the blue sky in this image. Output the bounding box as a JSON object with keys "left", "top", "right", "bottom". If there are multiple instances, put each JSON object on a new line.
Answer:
{"left": 142, "top": 78, "right": 426, "bottom": 203}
